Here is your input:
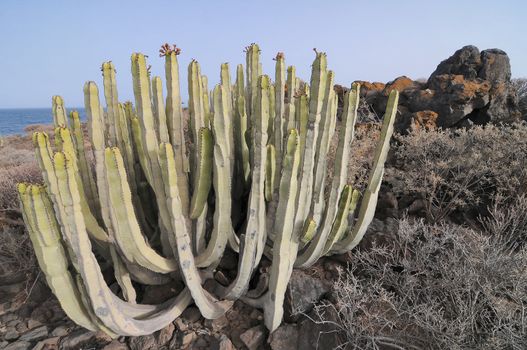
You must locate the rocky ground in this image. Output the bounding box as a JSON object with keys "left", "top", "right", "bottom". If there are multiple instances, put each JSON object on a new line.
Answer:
{"left": 0, "top": 247, "right": 349, "bottom": 350}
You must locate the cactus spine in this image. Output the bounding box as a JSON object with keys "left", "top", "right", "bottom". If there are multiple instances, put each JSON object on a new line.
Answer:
{"left": 19, "top": 43, "right": 398, "bottom": 335}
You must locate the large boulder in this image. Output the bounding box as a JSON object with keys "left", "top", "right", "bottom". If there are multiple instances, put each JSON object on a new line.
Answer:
{"left": 337, "top": 45, "right": 522, "bottom": 131}
{"left": 429, "top": 45, "right": 482, "bottom": 80}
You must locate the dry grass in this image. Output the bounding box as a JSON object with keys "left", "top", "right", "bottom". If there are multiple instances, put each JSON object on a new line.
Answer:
{"left": 325, "top": 117, "right": 382, "bottom": 204}
{"left": 387, "top": 122, "right": 527, "bottom": 222}
{"left": 0, "top": 127, "right": 43, "bottom": 310}
{"left": 512, "top": 78, "right": 527, "bottom": 117}
{"left": 313, "top": 211, "right": 527, "bottom": 349}
{"left": 0, "top": 131, "right": 41, "bottom": 210}
{"left": 0, "top": 225, "right": 36, "bottom": 284}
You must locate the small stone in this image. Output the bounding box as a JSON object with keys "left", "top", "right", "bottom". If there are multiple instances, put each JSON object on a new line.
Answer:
{"left": 102, "top": 340, "right": 129, "bottom": 350}
{"left": 128, "top": 334, "right": 156, "bottom": 350}
{"left": 59, "top": 330, "right": 112, "bottom": 350}
{"left": 15, "top": 322, "right": 28, "bottom": 334}
{"left": 181, "top": 306, "right": 201, "bottom": 323}
{"left": 7, "top": 319, "right": 21, "bottom": 327}
{"left": 174, "top": 318, "right": 188, "bottom": 332}
{"left": 27, "top": 319, "right": 42, "bottom": 329}
{"left": 249, "top": 309, "right": 263, "bottom": 320}
{"left": 51, "top": 325, "right": 69, "bottom": 337}
{"left": 269, "top": 324, "right": 299, "bottom": 350}
{"left": 285, "top": 270, "right": 331, "bottom": 321}
{"left": 155, "top": 322, "right": 175, "bottom": 346}
{"left": 32, "top": 336, "right": 60, "bottom": 350}
{"left": 30, "top": 305, "right": 53, "bottom": 324}
{"left": 210, "top": 315, "right": 229, "bottom": 331}
{"left": 181, "top": 332, "right": 196, "bottom": 347}
{"left": 4, "top": 327, "right": 20, "bottom": 341}
{"left": 214, "top": 271, "right": 230, "bottom": 285}
{"left": 4, "top": 340, "right": 32, "bottom": 350}
{"left": 194, "top": 336, "right": 208, "bottom": 347}
{"left": 2, "top": 313, "right": 18, "bottom": 323}
{"left": 240, "top": 325, "right": 266, "bottom": 350}
{"left": 218, "top": 335, "right": 235, "bottom": 350}
{"left": 19, "top": 325, "right": 48, "bottom": 342}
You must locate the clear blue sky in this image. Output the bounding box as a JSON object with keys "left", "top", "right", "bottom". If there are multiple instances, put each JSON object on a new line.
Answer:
{"left": 0, "top": 0, "right": 525, "bottom": 108}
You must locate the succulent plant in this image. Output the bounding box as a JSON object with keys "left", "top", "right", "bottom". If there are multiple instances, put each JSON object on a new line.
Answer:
{"left": 18, "top": 43, "right": 398, "bottom": 335}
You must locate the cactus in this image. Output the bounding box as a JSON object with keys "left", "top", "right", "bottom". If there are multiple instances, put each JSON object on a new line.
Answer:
{"left": 18, "top": 43, "right": 398, "bottom": 335}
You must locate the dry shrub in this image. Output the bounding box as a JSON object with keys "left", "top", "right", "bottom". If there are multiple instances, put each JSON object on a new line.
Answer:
{"left": 511, "top": 78, "right": 527, "bottom": 117}
{"left": 24, "top": 123, "right": 55, "bottom": 135}
{"left": 0, "top": 165, "right": 42, "bottom": 210}
{"left": 480, "top": 194, "right": 527, "bottom": 249}
{"left": 0, "top": 146, "right": 35, "bottom": 168}
{"left": 387, "top": 123, "right": 527, "bottom": 222}
{"left": 0, "top": 224, "right": 39, "bottom": 315}
{"left": 325, "top": 119, "right": 382, "bottom": 205}
{"left": 347, "top": 123, "right": 381, "bottom": 193}
{"left": 0, "top": 225, "right": 36, "bottom": 284}
{"left": 313, "top": 216, "right": 527, "bottom": 349}
{"left": 0, "top": 130, "right": 42, "bottom": 210}
{"left": 0, "top": 125, "right": 54, "bottom": 311}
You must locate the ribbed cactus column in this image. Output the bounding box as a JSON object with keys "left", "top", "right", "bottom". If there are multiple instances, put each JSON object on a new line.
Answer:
{"left": 285, "top": 66, "right": 297, "bottom": 132}
{"left": 293, "top": 52, "right": 328, "bottom": 242}
{"left": 70, "top": 111, "right": 97, "bottom": 190}
{"left": 294, "top": 83, "right": 359, "bottom": 267}
{"left": 159, "top": 143, "right": 233, "bottom": 319}
{"left": 163, "top": 46, "right": 190, "bottom": 214}
{"left": 131, "top": 53, "right": 175, "bottom": 256}
{"left": 152, "top": 76, "right": 170, "bottom": 143}
{"left": 332, "top": 90, "right": 399, "bottom": 253}
{"left": 224, "top": 75, "right": 269, "bottom": 300}
{"left": 193, "top": 84, "right": 234, "bottom": 267}
{"left": 233, "top": 64, "right": 250, "bottom": 196}
{"left": 52, "top": 96, "right": 68, "bottom": 127}
{"left": 187, "top": 59, "right": 213, "bottom": 219}
{"left": 101, "top": 62, "right": 119, "bottom": 145}
{"left": 18, "top": 183, "right": 98, "bottom": 332}
{"left": 245, "top": 43, "right": 262, "bottom": 121}
{"left": 249, "top": 129, "right": 301, "bottom": 331}
{"left": 273, "top": 52, "right": 286, "bottom": 182}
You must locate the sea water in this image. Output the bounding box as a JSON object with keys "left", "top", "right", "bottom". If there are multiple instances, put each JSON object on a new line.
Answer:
{"left": 0, "top": 108, "right": 87, "bottom": 136}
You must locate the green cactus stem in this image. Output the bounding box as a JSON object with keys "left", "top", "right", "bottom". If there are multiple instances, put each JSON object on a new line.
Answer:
{"left": 52, "top": 95, "right": 68, "bottom": 127}
{"left": 332, "top": 90, "right": 399, "bottom": 253}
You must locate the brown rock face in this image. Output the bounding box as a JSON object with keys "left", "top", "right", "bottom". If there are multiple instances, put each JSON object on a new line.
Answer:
{"left": 383, "top": 76, "right": 417, "bottom": 95}
{"left": 412, "top": 110, "right": 439, "bottom": 130}
{"left": 337, "top": 45, "right": 522, "bottom": 131}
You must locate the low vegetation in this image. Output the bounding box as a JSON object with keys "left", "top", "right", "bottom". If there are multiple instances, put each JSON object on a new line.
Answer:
{"left": 315, "top": 212, "right": 527, "bottom": 349}
{"left": 388, "top": 123, "right": 527, "bottom": 222}
{"left": 0, "top": 127, "right": 43, "bottom": 312}
{"left": 309, "top": 122, "right": 527, "bottom": 349}
{"left": 512, "top": 78, "right": 527, "bottom": 117}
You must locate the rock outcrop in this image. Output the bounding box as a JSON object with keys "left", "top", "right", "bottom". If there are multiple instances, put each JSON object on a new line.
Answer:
{"left": 337, "top": 45, "right": 522, "bottom": 131}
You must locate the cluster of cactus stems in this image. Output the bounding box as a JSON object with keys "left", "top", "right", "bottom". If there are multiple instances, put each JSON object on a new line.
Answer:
{"left": 17, "top": 43, "right": 398, "bottom": 336}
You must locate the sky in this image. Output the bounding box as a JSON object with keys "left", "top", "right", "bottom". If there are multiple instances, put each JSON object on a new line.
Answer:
{"left": 0, "top": 0, "right": 525, "bottom": 108}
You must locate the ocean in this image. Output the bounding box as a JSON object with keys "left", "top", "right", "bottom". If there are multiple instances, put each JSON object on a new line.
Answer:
{"left": 0, "top": 108, "right": 87, "bottom": 136}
